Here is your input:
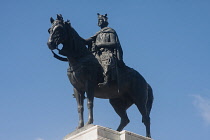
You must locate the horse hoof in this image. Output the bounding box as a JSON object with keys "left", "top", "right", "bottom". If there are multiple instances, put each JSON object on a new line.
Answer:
{"left": 76, "top": 126, "right": 83, "bottom": 130}
{"left": 76, "top": 123, "right": 84, "bottom": 130}
{"left": 146, "top": 134, "right": 151, "bottom": 138}
{"left": 86, "top": 120, "right": 93, "bottom": 125}
{"left": 117, "top": 119, "right": 130, "bottom": 131}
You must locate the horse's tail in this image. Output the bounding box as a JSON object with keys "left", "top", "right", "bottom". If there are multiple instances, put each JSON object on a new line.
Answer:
{"left": 141, "top": 83, "right": 153, "bottom": 123}
{"left": 147, "top": 84, "right": 154, "bottom": 115}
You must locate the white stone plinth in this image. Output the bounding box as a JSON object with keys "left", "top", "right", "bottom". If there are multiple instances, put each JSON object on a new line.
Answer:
{"left": 63, "top": 125, "right": 152, "bottom": 140}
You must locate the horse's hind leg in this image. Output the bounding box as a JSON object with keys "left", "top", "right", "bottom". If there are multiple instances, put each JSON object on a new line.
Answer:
{"left": 134, "top": 94, "right": 151, "bottom": 138}
{"left": 109, "top": 98, "right": 132, "bottom": 131}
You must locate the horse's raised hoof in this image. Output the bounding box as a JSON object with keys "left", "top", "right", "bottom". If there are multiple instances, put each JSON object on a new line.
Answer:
{"left": 116, "top": 119, "right": 130, "bottom": 131}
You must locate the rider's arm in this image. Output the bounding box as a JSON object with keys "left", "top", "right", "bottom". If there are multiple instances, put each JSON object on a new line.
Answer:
{"left": 81, "top": 37, "right": 92, "bottom": 46}
{"left": 83, "top": 33, "right": 97, "bottom": 45}
{"left": 83, "top": 35, "right": 97, "bottom": 51}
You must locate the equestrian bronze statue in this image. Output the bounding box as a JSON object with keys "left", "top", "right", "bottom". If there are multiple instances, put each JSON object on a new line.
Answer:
{"left": 47, "top": 14, "right": 154, "bottom": 138}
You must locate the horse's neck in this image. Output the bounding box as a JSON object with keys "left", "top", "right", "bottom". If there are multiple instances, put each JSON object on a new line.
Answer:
{"left": 65, "top": 26, "right": 90, "bottom": 66}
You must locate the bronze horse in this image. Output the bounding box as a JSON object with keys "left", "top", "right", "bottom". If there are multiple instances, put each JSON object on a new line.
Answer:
{"left": 47, "top": 14, "right": 153, "bottom": 138}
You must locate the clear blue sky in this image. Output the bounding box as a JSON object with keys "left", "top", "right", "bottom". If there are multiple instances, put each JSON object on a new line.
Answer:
{"left": 0, "top": 0, "right": 210, "bottom": 140}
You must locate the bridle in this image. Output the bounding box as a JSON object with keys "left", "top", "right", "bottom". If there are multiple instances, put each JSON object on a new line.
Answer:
{"left": 50, "top": 21, "right": 69, "bottom": 61}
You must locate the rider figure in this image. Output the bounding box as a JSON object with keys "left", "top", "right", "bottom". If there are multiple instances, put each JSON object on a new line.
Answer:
{"left": 84, "top": 13, "right": 125, "bottom": 87}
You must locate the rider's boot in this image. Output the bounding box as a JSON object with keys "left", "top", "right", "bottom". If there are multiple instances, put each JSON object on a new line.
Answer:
{"left": 98, "top": 74, "right": 109, "bottom": 87}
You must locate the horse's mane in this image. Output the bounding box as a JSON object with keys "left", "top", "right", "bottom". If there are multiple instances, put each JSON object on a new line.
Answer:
{"left": 66, "top": 22, "right": 90, "bottom": 58}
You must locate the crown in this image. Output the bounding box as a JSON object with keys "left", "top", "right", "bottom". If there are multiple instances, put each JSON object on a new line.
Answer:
{"left": 97, "top": 13, "right": 108, "bottom": 22}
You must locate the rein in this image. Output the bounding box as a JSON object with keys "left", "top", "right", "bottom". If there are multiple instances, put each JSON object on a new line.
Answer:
{"left": 51, "top": 50, "right": 68, "bottom": 61}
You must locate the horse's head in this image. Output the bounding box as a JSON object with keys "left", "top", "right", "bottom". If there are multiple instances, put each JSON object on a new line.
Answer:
{"left": 47, "top": 14, "right": 70, "bottom": 50}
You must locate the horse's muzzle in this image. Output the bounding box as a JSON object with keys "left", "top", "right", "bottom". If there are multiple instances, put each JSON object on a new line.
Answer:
{"left": 47, "top": 41, "right": 57, "bottom": 50}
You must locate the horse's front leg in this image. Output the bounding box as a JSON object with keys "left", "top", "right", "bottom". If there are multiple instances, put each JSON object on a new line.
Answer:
{"left": 86, "top": 82, "right": 94, "bottom": 125}
{"left": 74, "top": 88, "right": 85, "bottom": 129}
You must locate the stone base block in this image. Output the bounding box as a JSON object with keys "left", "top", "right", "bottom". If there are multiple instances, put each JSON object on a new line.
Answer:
{"left": 63, "top": 125, "right": 152, "bottom": 140}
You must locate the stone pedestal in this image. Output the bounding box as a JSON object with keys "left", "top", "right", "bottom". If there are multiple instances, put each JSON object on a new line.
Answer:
{"left": 63, "top": 125, "right": 152, "bottom": 140}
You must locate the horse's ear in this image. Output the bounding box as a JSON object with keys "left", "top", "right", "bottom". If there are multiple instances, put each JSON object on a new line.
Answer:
{"left": 97, "top": 13, "right": 100, "bottom": 16}
{"left": 65, "top": 20, "right": 71, "bottom": 27}
{"left": 67, "top": 20, "right": 71, "bottom": 24}
{"left": 57, "top": 14, "right": 63, "bottom": 20}
{"left": 50, "top": 17, "right": 54, "bottom": 23}
{"left": 105, "top": 14, "right": 107, "bottom": 17}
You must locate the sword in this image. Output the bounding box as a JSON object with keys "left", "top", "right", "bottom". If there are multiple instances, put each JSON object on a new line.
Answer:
{"left": 115, "top": 58, "right": 120, "bottom": 94}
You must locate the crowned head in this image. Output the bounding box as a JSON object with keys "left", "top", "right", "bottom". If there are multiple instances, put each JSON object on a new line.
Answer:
{"left": 97, "top": 13, "right": 109, "bottom": 28}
